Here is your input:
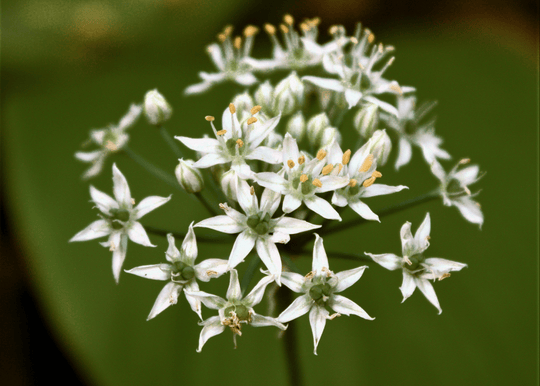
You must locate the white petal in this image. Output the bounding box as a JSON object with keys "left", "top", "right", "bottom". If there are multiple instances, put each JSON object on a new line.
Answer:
{"left": 255, "top": 238, "right": 283, "bottom": 285}
{"left": 309, "top": 305, "right": 329, "bottom": 355}
{"left": 416, "top": 131, "right": 451, "bottom": 163}
{"left": 117, "top": 103, "right": 142, "bottom": 130}
{"left": 112, "top": 164, "right": 132, "bottom": 207}
{"left": 430, "top": 160, "right": 447, "bottom": 182}
{"left": 283, "top": 194, "right": 302, "bottom": 213}
{"left": 134, "top": 195, "right": 171, "bottom": 219}
{"left": 349, "top": 200, "right": 379, "bottom": 222}
{"left": 128, "top": 222, "right": 155, "bottom": 247}
{"left": 222, "top": 106, "right": 241, "bottom": 135}
{"left": 194, "top": 259, "right": 229, "bottom": 282}
{"left": 184, "top": 81, "right": 213, "bottom": 95}
{"left": 335, "top": 266, "right": 368, "bottom": 292}
{"left": 81, "top": 156, "right": 106, "bottom": 179}
{"left": 282, "top": 133, "right": 300, "bottom": 171}
{"left": 345, "top": 88, "right": 363, "bottom": 109}
{"left": 277, "top": 294, "right": 313, "bottom": 323}
{"left": 395, "top": 138, "right": 412, "bottom": 170}
{"left": 184, "top": 290, "right": 227, "bottom": 310}
{"left": 302, "top": 76, "right": 345, "bottom": 92}
{"left": 365, "top": 252, "right": 402, "bottom": 271}
{"left": 316, "top": 176, "right": 350, "bottom": 193}
{"left": 235, "top": 72, "right": 258, "bottom": 86}
{"left": 236, "top": 178, "right": 258, "bottom": 216}
{"left": 312, "top": 234, "right": 329, "bottom": 274}
{"left": 89, "top": 186, "right": 118, "bottom": 215}
{"left": 125, "top": 264, "right": 171, "bottom": 281}
{"left": 361, "top": 184, "right": 408, "bottom": 198}
{"left": 231, "top": 160, "right": 253, "bottom": 180}
{"left": 274, "top": 217, "right": 321, "bottom": 235}
{"left": 250, "top": 314, "right": 287, "bottom": 330}
{"left": 228, "top": 230, "right": 257, "bottom": 268}
{"left": 70, "top": 220, "right": 111, "bottom": 242}
{"left": 75, "top": 150, "right": 102, "bottom": 162}
{"left": 207, "top": 43, "right": 225, "bottom": 71}
{"left": 414, "top": 277, "right": 442, "bottom": 314}
{"left": 400, "top": 221, "right": 413, "bottom": 254}
{"left": 112, "top": 233, "right": 128, "bottom": 283}
{"left": 260, "top": 187, "right": 282, "bottom": 217}
{"left": 196, "top": 316, "right": 225, "bottom": 352}
{"left": 331, "top": 192, "right": 348, "bottom": 207}
{"left": 181, "top": 222, "right": 198, "bottom": 263}
{"left": 244, "top": 274, "right": 275, "bottom": 307}
{"left": 246, "top": 146, "right": 282, "bottom": 164}
{"left": 400, "top": 271, "right": 416, "bottom": 301}
{"left": 226, "top": 269, "right": 242, "bottom": 301}
{"left": 414, "top": 212, "right": 431, "bottom": 249}
{"left": 454, "top": 165, "right": 480, "bottom": 186}
{"left": 147, "top": 282, "right": 183, "bottom": 320}
{"left": 453, "top": 196, "right": 484, "bottom": 227}
{"left": 280, "top": 271, "right": 305, "bottom": 293}
{"left": 304, "top": 196, "right": 342, "bottom": 220}
{"left": 195, "top": 215, "right": 245, "bottom": 234}
{"left": 248, "top": 114, "right": 281, "bottom": 149}
{"left": 224, "top": 207, "right": 247, "bottom": 224}
{"left": 184, "top": 280, "right": 203, "bottom": 320}
{"left": 363, "top": 96, "right": 399, "bottom": 117}
{"left": 424, "top": 258, "right": 467, "bottom": 274}
{"left": 328, "top": 294, "right": 374, "bottom": 320}
{"left": 193, "top": 153, "right": 229, "bottom": 169}
{"left": 255, "top": 172, "right": 288, "bottom": 195}
{"left": 269, "top": 232, "right": 290, "bottom": 244}
{"left": 176, "top": 136, "right": 221, "bottom": 153}
{"left": 200, "top": 71, "right": 226, "bottom": 82}
{"left": 165, "top": 233, "right": 181, "bottom": 262}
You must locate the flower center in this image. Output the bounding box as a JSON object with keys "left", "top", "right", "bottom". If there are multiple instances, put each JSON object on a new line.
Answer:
{"left": 309, "top": 283, "right": 332, "bottom": 302}
{"left": 108, "top": 208, "right": 130, "bottom": 230}
{"left": 246, "top": 213, "right": 271, "bottom": 235}
{"left": 172, "top": 261, "right": 195, "bottom": 281}
{"left": 405, "top": 254, "right": 425, "bottom": 272}
{"left": 224, "top": 304, "right": 251, "bottom": 321}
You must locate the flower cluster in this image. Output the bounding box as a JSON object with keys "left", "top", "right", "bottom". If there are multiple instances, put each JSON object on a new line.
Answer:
{"left": 71, "top": 15, "right": 483, "bottom": 354}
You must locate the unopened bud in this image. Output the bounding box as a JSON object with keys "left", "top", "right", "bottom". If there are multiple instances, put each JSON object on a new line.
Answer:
{"left": 354, "top": 103, "right": 379, "bottom": 138}
{"left": 144, "top": 89, "right": 172, "bottom": 126}
{"left": 232, "top": 92, "right": 255, "bottom": 122}
{"left": 366, "top": 130, "right": 392, "bottom": 166}
{"left": 307, "top": 113, "right": 330, "bottom": 147}
{"left": 286, "top": 112, "right": 306, "bottom": 141}
{"left": 320, "top": 127, "right": 341, "bottom": 148}
{"left": 175, "top": 159, "right": 204, "bottom": 193}
{"left": 220, "top": 169, "right": 238, "bottom": 201}
{"left": 264, "top": 131, "right": 284, "bottom": 149}
{"left": 273, "top": 72, "right": 304, "bottom": 115}
{"left": 254, "top": 81, "right": 274, "bottom": 113}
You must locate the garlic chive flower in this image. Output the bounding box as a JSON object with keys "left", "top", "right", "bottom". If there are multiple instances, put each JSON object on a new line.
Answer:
{"left": 328, "top": 135, "right": 407, "bottom": 221}
{"left": 175, "top": 159, "right": 204, "bottom": 194}
{"left": 194, "top": 178, "right": 321, "bottom": 284}
{"left": 176, "top": 104, "right": 282, "bottom": 179}
{"left": 75, "top": 104, "right": 142, "bottom": 179}
{"left": 366, "top": 213, "right": 467, "bottom": 314}
{"left": 380, "top": 95, "right": 450, "bottom": 170}
{"left": 125, "top": 225, "right": 228, "bottom": 320}
{"left": 143, "top": 89, "right": 172, "bottom": 126}
{"left": 70, "top": 164, "right": 171, "bottom": 283}
{"left": 431, "top": 159, "right": 484, "bottom": 227}
{"left": 277, "top": 234, "right": 374, "bottom": 354}
{"left": 255, "top": 134, "right": 350, "bottom": 220}
{"left": 186, "top": 270, "right": 286, "bottom": 352}
{"left": 184, "top": 25, "right": 260, "bottom": 95}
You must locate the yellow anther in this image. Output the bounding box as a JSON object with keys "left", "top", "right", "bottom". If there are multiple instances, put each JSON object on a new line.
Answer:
{"left": 298, "top": 155, "right": 305, "bottom": 165}
{"left": 279, "top": 24, "right": 289, "bottom": 34}
{"left": 349, "top": 179, "right": 357, "bottom": 187}
{"left": 367, "top": 33, "right": 375, "bottom": 43}
{"left": 359, "top": 154, "right": 374, "bottom": 172}
{"left": 105, "top": 140, "right": 118, "bottom": 151}
{"left": 229, "top": 103, "right": 236, "bottom": 114}
{"left": 216, "top": 130, "right": 227, "bottom": 136}
{"left": 244, "top": 25, "right": 259, "bottom": 37}
{"left": 206, "top": 270, "right": 218, "bottom": 277}
{"left": 287, "top": 160, "right": 295, "bottom": 168}
{"left": 250, "top": 105, "right": 262, "bottom": 115}
{"left": 358, "top": 63, "right": 365, "bottom": 70}
{"left": 329, "top": 25, "right": 338, "bottom": 35}
{"left": 322, "top": 164, "right": 334, "bottom": 175}
{"left": 284, "top": 14, "right": 294, "bottom": 25}
{"left": 337, "top": 163, "right": 343, "bottom": 173}
{"left": 363, "top": 176, "right": 376, "bottom": 187}
{"left": 372, "top": 170, "right": 382, "bottom": 178}
{"left": 309, "top": 17, "right": 321, "bottom": 26}
{"left": 350, "top": 37, "right": 358, "bottom": 44}
{"left": 217, "top": 33, "right": 227, "bottom": 42}
{"left": 205, "top": 115, "right": 215, "bottom": 121}
{"left": 389, "top": 83, "right": 402, "bottom": 95}
{"left": 247, "top": 117, "right": 258, "bottom": 125}
{"left": 342, "top": 149, "right": 351, "bottom": 165}
{"left": 378, "top": 43, "right": 383, "bottom": 53}
{"left": 236, "top": 139, "right": 244, "bottom": 148}
{"left": 223, "top": 25, "right": 233, "bottom": 36}
{"left": 131, "top": 198, "right": 136, "bottom": 205}
{"left": 300, "top": 174, "right": 308, "bottom": 183}
{"left": 234, "top": 36, "right": 242, "bottom": 49}
{"left": 300, "top": 22, "right": 310, "bottom": 32}
{"left": 264, "top": 23, "right": 276, "bottom": 35}
{"left": 312, "top": 179, "right": 322, "bottom": 188}
{"left": 219, "top": 203, "right": 229, "bottom": 211}
{"left": 438, "top": 273, "right": 451, "bottom": 281}
{"left": 250, "top": 186, "right": 255, "bottom": 195}
{"left": 386, "top": 45, "right": 395, "bottom": 52}
{"left": 460, "top": 158, "right": 471, "bottom": 164}
{"left": 109, "top": 242, "right": 116, "bottom": 252}
{"left": 316, "top": 149, "right": 327, "bottom": 160}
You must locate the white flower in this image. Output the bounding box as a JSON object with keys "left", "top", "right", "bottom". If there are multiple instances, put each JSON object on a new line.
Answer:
{"left": 176, "top": 104, "right": 282, "bottom": 179}
{"left": 184, "top": 25, "right": 260, "bottom": 95}
{"left": 125, "top": 225, "right": 228, "bottom": 320}
{"left": 366, "top": 213, "right": 467, "bottom": 314}
{"left": 75, "top": 104, "right": 142, "bottom": 179}
{"left": 186, "top": 269, "right": 286, "bottom": 352}
{"left": 277, "top": 234, "right": 374, "bottom": 354}
{"left": 194, "top": 178, "right": 321, "bottom": 284}
{"left": 380, "top": 95, "right": 450, "bottom": 170}
{"left": 431, "top": 159, "right": 484, "bottom": 227}
{"left": 143, "top": 89, "right": 172, "bottom": 126}
{"left": 70, "top": 164, "right": 171, "bottom": 282}
{"left": 175, "top": 159, "right": 204, "bottom": 193}
{"left": 328, "top": 136, "right": 407, "bottom": 221}
{"left": 255, "top": 134, "right": 350, "bottom": 220}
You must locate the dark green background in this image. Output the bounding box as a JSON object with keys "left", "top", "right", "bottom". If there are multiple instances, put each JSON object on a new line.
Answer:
{"left": 2, "top": 0, "right": 538, "bottom": 385}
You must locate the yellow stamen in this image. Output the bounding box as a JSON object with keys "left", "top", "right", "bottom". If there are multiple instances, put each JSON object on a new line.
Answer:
{"left": 359, "top": 154, "right": 374, "bottom": 172}
{"left": 349, "top": 179, "right": 357, "bottom": 187}
{"left": 300, "top": 23, "right": 310, "bottom": 32}
{"left": 229, "top": 103, "right": 236, "bottom": 114}
{"left": 247, "top": 117, "right": 258, "bottom": 125}
{"left": 309, "top": 17, "right": 321, "bottom": 26}
{"left": 329, "top": 25, "right": 338, "bottom": 35}
{"left": 316, "top": 149, "right": 327, "bottom": 160}
{"left": 250, "top": 105, "right": 262, "bottom": 115}
{"left": 223, "top": 25, "right": 233, "bottom": 36}
{"left": 131, "top": 198, "right": 136, "bottom": 205}
{"left": 342, "top": 149, "right": 351, "bottom": 165}
{"left": 350, "top": 37, "right": 358, "bottom": 44}
{"left": 105, "top": 140, "right": 117, "bottom": 151}
{"left": 217, "top": 33, "right": 226, "bottom": 42}
{"left": 298, "top": 155, "right": 305, "bottom": 165}
{"left": 205, "top": 115, "right": 215, "bottom": 121}
{"left": 287, "top": 160, "right": 295, "bottom": 168}
{"left": 378, "top": 43, "right": 383, "bottom": 53}
{"left": 216, "top": 130, "right": 227, "bottom": 136}
{"left": 280, "top": 24, "right": 289, "bottom": 34}
{"left": 219, "top": 203, "right": 229, "bottom": 211}
{"left": 236, "top": 139, "right": 244, "bottom": 147}
{"left": 244, "top": 25, "right": 259, "bottom": 37}
{"left": 439, "top": 273, "right": 451, "bottom": 281}
{"left": 322, "top": 164, "right": 333, "bottom": 175}
{"left": 300, "top": 174, "right": 308, "bottom": 183}
{"left": 234, "top": 36, "right": 242, "bottom": 49}
{"left": 460, "top": 158, "right": 471, "bottom": 164}
{"left": 312, "top": 178, "right": 322, "bottom": 188}
{"left": 372, "top": 170, "right": 382, "bottom": 178}
{"left": 264, "top": 23, "right": 276, "bottom": 35}
{"left": 337, "top": 163, "right": 343, "bottom": 173}
{"left": 389, "top": 83, "right": 402, "bottom": 95}
{"left": 363, "top": 176, "right": 376, "bottom": 187}
{"left": 284, "top": 14, "right": 294, "bottom": 25}
{"left": 250, "top": 186, "right": 255, "bottom": 195}
{"left": 367, "top": 33, "right": 375, "bottom": 43}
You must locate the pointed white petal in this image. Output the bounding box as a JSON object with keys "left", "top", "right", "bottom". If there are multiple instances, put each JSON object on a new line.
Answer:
{"left": 331, "top": 192, "right": 348, "bottom": 207}
{"left": 81, "top": 157, "right": 106, "bottom": 179}
{"left": 274, "top": 217, "right": 321, "bottom": 235}
{"left": 207, "top": 43, "right": 225, "bottom": 71}
{"left": 335, "top": 266, "right": 368, "bottom": 292}
{"left": 316, "top": 176, "right": 350, "bottom": 193}
{"left": 89, "top": 186, "right": 118, "bottom": 215}
{"left": 76, "top": 150, "right": 102, "bottom": 162}
{"left": 184, "top": 280, "right": 203, "bottom": 320}
{"left": 195, "top": 215, "right": 245, "bottom": 234}
{"left": 400, "top": 221, "right": 413, "bottom": 254}
{"left": 302, "top": 76, "right": 345, "bottom": 92}
{"left": 424, "top": 258, "right": 467, "bottom": 274}
{"left": 345, "top": 88, "right": 363, "bottom": 109}
{"left": 361, "top": 184, "right": 408, "bottom": 198}
{"left": 128, "top": 222, "right": 155, "bottom": 247}
{"left": 244, "top": 274, "right": 275, "bottom": 307}
{"left": 453, "top": 196, "right": 484, "bottom": 227}
{"left": 280, "top": 271, "right": 305, "bottom": 293}
{"left": 453, "top": 165, "right": 480, "bottom": 186}
{"left": 222, "top": 106, "right": 241, "bottom": 135}
{"left": 365, "top": 252, "right": 402, "bottom": 271}
{"left": 180, "top": 222, "right": 198, "bottom": 263}
{"left": 414, "top": 212, "right": 431, "bottom": 249}
{"left": 260, "top": 187, "right": 282, "bottom": 217}
{"left": 282, "top": 134, "right": 300, "bottom": 171}
{"left": 125, "top": 264, "right": 171, "bottom": 281}
{"left": 277, "top": 294, "right": 313, "bottom": 323}
{"left": 430, "top": 160, "right": 447, "bottom": 182}
{"left": 224, "top": 207, "right": 247, "bottom": 224}
{"left": 225, "top": 269, "right": 242, "bottom": 301}
{"left": 235, "top": 72, "right": 258, "bottom": 86}
{"left": 349, "top": 200, "right": 380, "bottom": 222}
{"left": 228, "top": 230, "right": 257, "bottom": 268}
{"left": 400, "top": 271, "right": 416, "bottom": 301}
{"left": 112, "top": 233, "right": 128, "bottom": 283}
{"left": 363, "top": 96, "right": 399, "bottom": 117}
{"left": 194, "top": 259, "right": 229, "bottom": 282}
{"left": 184, "top": 81, "right": 213, "bottom": 95}
{"left": 165, "top": 234, "right": 181, "bottom": 262}
{"left": 112, "top": 164, "right": 132, "bottom": 207}
{"left": 196, "top": 316, "right": 225, "bottom": 352}
{"left": 250, "top": 314, "right": 287, "bottom": 330}
{"left": 304, "top": 196, "right": 342, "bottom": 220}
{"left": 70, "top": 220, "right": 111, "bottom": 242}
{"left": 184, "top": 290, "right": 227, "bottom": 310}
{"left": 395, "top": 138, "right": 412, "bottom": 170}
{"left": 134, "top": 195, "right": 171, "bottom": 219}
{"left": 255, "top": 238, "right": 283, "bottom": 285}
{"left": 176, "top": 136, "right": 221, "bottom": 152}
{"left": 236, "top": 178, "right": 258, "bottom": 216}
{"left": 269, "top": 232, "right": 290, "bottom": 244}
{"left": 414, "top": 277, "right": 442, "bottom": 314}
{"left": 312, "top": 234, "right": 329, "bottom": 274}
{"left": 117, "top": 103, "right": 142, "bottom": 130}
{"left": 193, "top": 153, "right": 229, "bottom": 169}
{"left": 246, "top": 146, "right": 282, "bottom": 164}
{"left": 283, "top": 194, "right": 302, "bottom": 213}
{"left": 147, "top": 282, "right": 183, "bottom": 320}
{"left": 249, "top": 114, "right": 281, "bottom": 149}
{"left": 329, "top": 294, "right": 374, "bottom": 320}
{"left": 255, "top": 172, "right": 288, "bottom": 194}
{"left": 309, "top": 305, "right": 329, "bottom": 355}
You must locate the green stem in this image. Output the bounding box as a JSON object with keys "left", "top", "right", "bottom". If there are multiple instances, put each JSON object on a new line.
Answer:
{"left": 144, "top": 226, "right": 231, "bottom": 243}
{"left": 194, "top": 192, "right": 219, "bottom": 217}
{"left": 240, "top": 255, "right": 261, "bottom": 296}
{"left": 159, "top": 126, "right": 184, "bottom": 158}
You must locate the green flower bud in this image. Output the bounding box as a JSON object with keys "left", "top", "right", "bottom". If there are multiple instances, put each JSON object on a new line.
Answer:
{"left": 175, "top": 159, "right": 204, "bottom": 193}
{"left": 220, "top": 169, "right": 238, "bottom": 201}
{"left": 366, "top": 129, "right": 392, "bottom": 166}
{"left": 320, "top": 126, "right": 341, "bottom": 148}
{"left": 254, "top": 81, "right": 274, "bottom": 113}
{"left": 286, "top": 111, "right": 306, "bottom": 142}
{"left": 307, "top": 113, "right": 330, "bottom": 147}
{"left": 232, "top": 92, "right": 255, "bottom": 122}
{"left": 354, "top": 103, "right": 379, "bottom": 138}
{"left": 273, "top": 72, "right": 304, "bottom": 115}
{"left": 144, "top": 89, "right": 172, "bottom": 126}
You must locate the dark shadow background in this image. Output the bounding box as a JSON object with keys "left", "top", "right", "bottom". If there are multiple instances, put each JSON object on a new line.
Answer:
{"left": 1, "top": 0, "right": 538, "bottom": 385}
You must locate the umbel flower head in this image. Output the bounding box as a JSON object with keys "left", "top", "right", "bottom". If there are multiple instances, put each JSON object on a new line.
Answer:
{"left": 195, "top": 178, "right": 321, "bottom": 284}
{"left": 125, "top": 225, "right": 228, "bottom": 320}
{"left": 277, "top": 234, "right": 374, "bottom": 354}
{"left": 75, "top": 104, "right": 142, "bottom": 179}
{"left": 70, "top": 164, "right": 171, "bottom": 282}
{"left": 366, "top": 213, "right": 467, "bottom": 314}
{"left": 186, "top": 269, "right": 286, "bottom": 352}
